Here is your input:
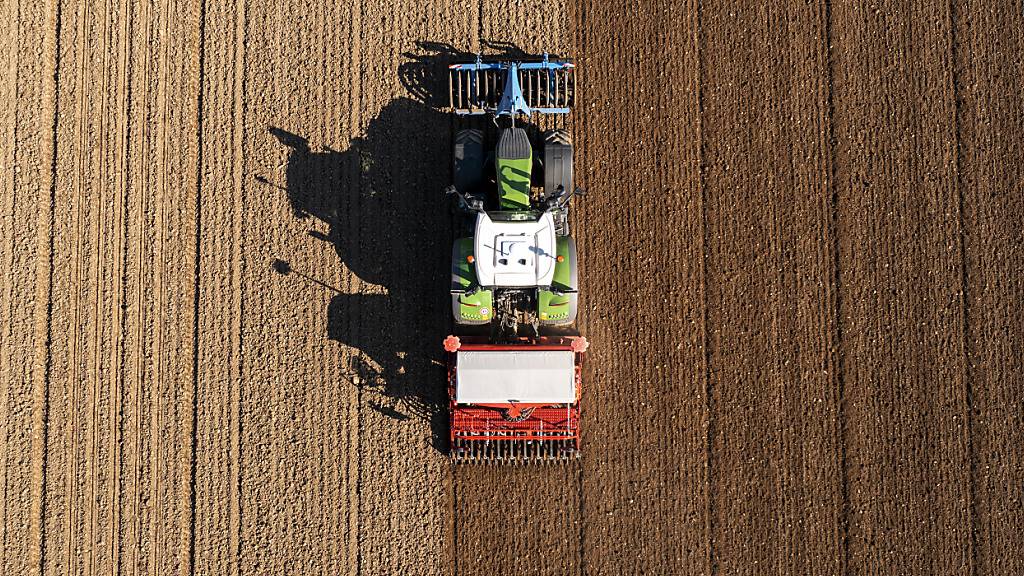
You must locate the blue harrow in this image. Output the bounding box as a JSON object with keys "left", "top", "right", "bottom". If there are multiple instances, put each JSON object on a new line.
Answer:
{"left": 448, "top": 53, "right": 575, "bottom": 116}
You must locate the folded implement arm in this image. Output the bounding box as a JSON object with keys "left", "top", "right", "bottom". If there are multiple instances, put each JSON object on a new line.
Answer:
{"left": 448, "top": 53, "right": 575, "bottom": 116}
{"left": 446, "top": 336, "right": 586, "bottom": 463}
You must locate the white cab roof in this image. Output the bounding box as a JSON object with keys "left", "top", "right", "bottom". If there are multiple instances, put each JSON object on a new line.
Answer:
{"left": 455, "top": 350, "right": 576, "bottom": 404}
{"left": 474, "top": 212, "right": 557, "bottom": 287}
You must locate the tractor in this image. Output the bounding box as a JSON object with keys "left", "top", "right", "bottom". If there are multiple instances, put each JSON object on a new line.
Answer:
{"left": 442, "top": 53, "right": 588, "bottom": 462}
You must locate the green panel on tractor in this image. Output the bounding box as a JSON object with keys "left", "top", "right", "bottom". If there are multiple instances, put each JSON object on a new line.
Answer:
{"left": 453, "top": 237, "right": 493, "bottom": 322}
{"left": 459, "top": 289, "right": 493, "bottom": 322}
{"left": 538, "top": 237, "right": 575, "bottom": 322}
{"left": 496, "top": 157, "right": 532, "bottom": 210}
{"left": 538, "top": 290, "right": 572, "bottom": 322}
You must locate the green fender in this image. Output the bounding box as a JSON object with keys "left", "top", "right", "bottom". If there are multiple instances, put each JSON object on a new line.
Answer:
{"left": 451, "top": 237, "right": 493, "bottom": 324}
{"left": 538, "top": 237, "right": 578, "bottom": 325}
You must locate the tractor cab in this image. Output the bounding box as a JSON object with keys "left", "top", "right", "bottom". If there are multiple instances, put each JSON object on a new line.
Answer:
{"left": 473, "top": 210, "right": 557, "bottom": 288}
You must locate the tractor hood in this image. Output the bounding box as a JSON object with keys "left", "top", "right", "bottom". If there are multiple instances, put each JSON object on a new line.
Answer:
{"left": 474, "top": 212, "right": 558, "bottom": 287}
{"left": 455, "top": 350, "right": 577, "bottom": 404}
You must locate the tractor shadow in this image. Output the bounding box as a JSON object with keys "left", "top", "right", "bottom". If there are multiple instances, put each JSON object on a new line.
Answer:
{"left": 267, "top": 96, "right": 452, "bottom": 453}
{"left": 267, "top": 41, "right": 553, "bottom": 455}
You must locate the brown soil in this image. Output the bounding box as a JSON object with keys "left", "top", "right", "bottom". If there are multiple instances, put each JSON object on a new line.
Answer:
{"left": 1, "top": 1, "right": 1021, "bottom": 575}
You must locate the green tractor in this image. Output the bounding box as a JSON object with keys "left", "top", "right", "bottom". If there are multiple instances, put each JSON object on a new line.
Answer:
{"left": 447, "top": 125, "right": 582, "bottom": 339}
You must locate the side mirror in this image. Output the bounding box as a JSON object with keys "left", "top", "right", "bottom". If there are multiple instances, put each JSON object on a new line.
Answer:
{"left": 451, "top": 285, "right": 480, "bottom": 296}
{"left": 545, "top": 285, "right": 577, "bottom": 296}
{"left": 573, "top": 187, "right": 586, "bottom": 197}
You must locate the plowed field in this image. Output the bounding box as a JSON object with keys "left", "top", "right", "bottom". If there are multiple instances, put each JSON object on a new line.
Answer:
{"left": 2, "top": 1, "right": 1021, "bottom": 574}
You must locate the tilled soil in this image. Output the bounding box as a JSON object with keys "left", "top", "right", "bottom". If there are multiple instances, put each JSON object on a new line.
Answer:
{"left": 2, "top": 1, "right": 1022, "bottom": 575}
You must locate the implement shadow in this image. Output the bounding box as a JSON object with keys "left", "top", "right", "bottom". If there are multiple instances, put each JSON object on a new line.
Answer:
{"left": 266, "top": 96, "right": 452, "bottom": 453}
{"left": 265, "top": 40, "right": 559, "bottom": 455}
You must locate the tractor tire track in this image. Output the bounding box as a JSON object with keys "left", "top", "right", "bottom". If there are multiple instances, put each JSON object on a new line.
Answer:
{"left": 954, "top": 2, "right": 1024, "bottom": 573}
{"left": 831, "top": 2, "right": 972, "bottom": 573}
{"left": 125, "top": 1, "right": 157, "bottom": 573}
{"left": 573, "top": 2, "right": 708, "bottom": 574}
{"left": 2, "top": 0, "right": 61, "bottom": 574}
{"left": 700, "top": 2, "right": 843, "bottom": 573}
{"left": 32, "top": 1, "right": 63, "bottom": 570}
{"left": 108, "top": 0, "right": 134, "bottom": 572}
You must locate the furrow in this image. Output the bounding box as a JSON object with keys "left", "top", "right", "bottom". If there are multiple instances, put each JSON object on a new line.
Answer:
{"left": 108, "top": 0, "right": 133, "bottom": 573}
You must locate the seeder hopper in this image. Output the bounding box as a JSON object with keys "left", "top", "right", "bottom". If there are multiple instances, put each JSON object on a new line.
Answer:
{"left": 442, "top": 51, "right": 587, "bottom": 463}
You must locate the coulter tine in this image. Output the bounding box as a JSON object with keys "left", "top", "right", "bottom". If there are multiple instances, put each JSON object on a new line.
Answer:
{"left": 554, "top": 70, "right": 560, "bottom": 108}
{"left": 567, "top": 70, "right": 573, "bottom": 107}
{"left": 566, "top": 70, "right": 571, "bottom": 107}
{"left": 570, "top": 70, "right": 576, "bottom": 106}
{"left": 565, "top": 69, "right": 570, "bottom": 107}
{"left": 538, "top": 70, "right": 543, "bottom": 108}
{"left": 539, "top": 70, "right": 545, "bottom": 108}
{"left": 493, "top": 70, "right": 499, "bottom": 107}
{"left": 455, "top": 71, "right": 462, "bottom": 111}
{"left": 561, "top": 70, "right": 569, "bottom": 107}
{"left": 534, "top": 70, "right": 540, "bottom": 108}
{"left": 545, "top": 69, "right": 550, "bottom": 108}
{"left": 471, "top": 70, "right": 478, "bottom": 110}
{"left": 532, "top": 69, "right": 540, "bottom": 108}
{"left": 525, "top": 70, "right": 531, "bottom": 108}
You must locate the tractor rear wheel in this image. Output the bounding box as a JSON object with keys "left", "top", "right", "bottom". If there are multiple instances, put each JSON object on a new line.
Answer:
{"left": 453, "top": 129, "right": 484, "bottom": 194}
{"left": 543, "top": 129, "right": 573, "bottom": 201}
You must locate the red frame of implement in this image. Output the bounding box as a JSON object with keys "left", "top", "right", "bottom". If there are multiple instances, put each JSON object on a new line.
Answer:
{"left": 446, "top": 336, "right": 585, "bottom": 448}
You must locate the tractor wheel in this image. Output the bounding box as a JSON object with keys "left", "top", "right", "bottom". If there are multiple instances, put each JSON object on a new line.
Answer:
{"left": 453, "top": 129, "right": 484, "bottom": 194}
{"left": 543, "top": 129, "right": 573, "bottom": 201}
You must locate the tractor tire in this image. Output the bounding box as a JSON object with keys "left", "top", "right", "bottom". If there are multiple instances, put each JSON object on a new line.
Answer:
{"left": 453, "top": 129, "right": 484, "bottom": 194}
{"left": 543, "top": 129, "right": 573, "bottom": 201}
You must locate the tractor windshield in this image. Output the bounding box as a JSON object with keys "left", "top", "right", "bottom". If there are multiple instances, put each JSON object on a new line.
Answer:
{"left": 488, "top": 210, "right": 543, "bottom": 222}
